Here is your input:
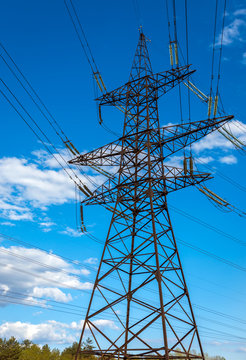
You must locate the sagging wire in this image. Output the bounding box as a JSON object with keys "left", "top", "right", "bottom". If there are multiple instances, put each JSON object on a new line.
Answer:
{"left": 213, "top": 0, "right": 227, "bottom": 118}
{"left": 174, "top": 2, "right": 246, "bottom": 153}
{"left": 192, "top": 158, "right": 246, "bottom": 218}
{"left": 0, "top": 42, "right": 112, "bottom": 187}
{"left": 198, "top": 185, "right": 246, "bottom": 218}
{"left": 65, "top": 0, "right": 154, "bottom": 137}
{"left": 64, "top": 0, "right": 121, "bottom": 136}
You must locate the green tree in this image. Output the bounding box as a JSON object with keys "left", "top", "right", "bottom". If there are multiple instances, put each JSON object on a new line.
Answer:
{"left": 19, "top": 344, "right": 42, "bottom": 360}
{"left": 0, "top": 337, "right": 22, "bottom": 360}
{"left": 61, "top": 338, "right": 96, "bottom": 360}
{"left": 21, "top": 339, "right": 32, "bottom": 349}
{"left": 61, "top": 342, "right": 79, "bottom": 359}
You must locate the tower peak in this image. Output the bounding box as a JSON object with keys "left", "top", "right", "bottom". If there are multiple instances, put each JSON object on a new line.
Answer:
{"left": 129, "top": 31, "right": 153, "bottom": 81}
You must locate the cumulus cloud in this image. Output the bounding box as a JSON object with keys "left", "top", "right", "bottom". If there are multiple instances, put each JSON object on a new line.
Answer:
{"left": 219, "top": 155, "right": 238, "bottom": 164}
{"left": 0, "top": 320, "right": 75, "bottom": 345}
{"left": 59, "top": 227, "right": 84, "bottom": 238}
{"left": 234, "top": 9, "right": 246, "bottom": 16}
{"left": 84, "top": 257, "right": 98, "bottom": 265}
{"left": 32, "top": 149, "right": 71, "bottom": 169}
{"left": 0, "top": 151, "right": 104, "bottom": 222}
{"left": 0, "top": 319, "right": 118, "bottom": 345}
{"left": 194, "top": 156, "right": 214, "bottom": 165}
{"left": 0, "top": 245, "right": 92, "bottom": 306}
{"left": 0, "top": 221, "right": 15, "bottom": 227}
{"left": 39, "top": 221, "right": 56, "bottom": 232}
{"left": 32, "top": 287, "right": 72, "bottom": 303}
{"left": 0, "top": 156, "right": 74, "bottom": 205}
{"left": 242, "top": 52, "right": 246, "bottom": 65}
{"left": 216, "top": 18, "right": 246, "bottom": 46}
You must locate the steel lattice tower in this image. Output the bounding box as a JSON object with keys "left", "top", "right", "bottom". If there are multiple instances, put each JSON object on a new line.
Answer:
{"left": 70, "top": 32, "right": 233, "bottom": 360}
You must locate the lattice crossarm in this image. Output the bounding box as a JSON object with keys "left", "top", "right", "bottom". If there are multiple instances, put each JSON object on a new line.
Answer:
{"left": 69, "top": 141, "right": 129, "bottom": 166}
{"left": 163, "top": 172, "right": 212, "bottom": 194}
{"left": 159, "top": 114, "right": 234, "bottom": 157}
{"left": 96, "top": 66, "right": 195, "bottom": 107}
{"left": 155, "top": 66, "right": 195, "bottom": 99}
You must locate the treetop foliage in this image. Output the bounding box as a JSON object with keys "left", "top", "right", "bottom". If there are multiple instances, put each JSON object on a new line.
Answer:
{"left": 0, "top": 337, "right": 226, "bottom": 360}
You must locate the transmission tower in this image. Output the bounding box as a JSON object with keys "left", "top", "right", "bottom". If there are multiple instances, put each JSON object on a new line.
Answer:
{"left": 70, "top": 32, "right": 233, "bottom": 360}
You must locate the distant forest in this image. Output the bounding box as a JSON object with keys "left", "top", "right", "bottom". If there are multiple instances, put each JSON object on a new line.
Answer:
{"left": 0, "top": 337, "right": 226, "bottom": 360}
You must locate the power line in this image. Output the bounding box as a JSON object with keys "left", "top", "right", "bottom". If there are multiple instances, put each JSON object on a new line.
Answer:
{"left": 196, "top": 158, "right": 246, "bottom": 193}
{"left": 0, "top": 43, "right": 67, "bottom": 140}
{"left": 177, "top": 238, "right": 246, "bottom": 273}
{"left": 0, "top": 78, "right": 97, "bottom": 189}
{"left": 169, "top": 204, "right": 246, "bottom": 247}
{"left": 184, "top": 0, "right": 191, "bottom": 121}
{"left": 214, "top": 0, "right": 227, "bottom": 100}
{"left": 1, "top": 232, "right": 246, "bottom": 342}
{"left": 209, "top": 0, "right": 219, "bottom": 99}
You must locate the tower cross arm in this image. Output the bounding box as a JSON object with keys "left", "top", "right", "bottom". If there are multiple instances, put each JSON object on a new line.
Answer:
{"left": 158, "top": 114, "right": 234, "bottom": 157}
{"left": 81, "top": 165, "right": 212, "bottom": 206}
{"left": 96, "top": 66, "right": 195, "bottom": 107}
{"left": 68, "top": 140, "right": 126, "bottom": 166}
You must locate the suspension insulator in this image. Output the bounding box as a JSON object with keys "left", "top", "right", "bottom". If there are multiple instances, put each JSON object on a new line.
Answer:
{"left": 69, "top": 141, "right": 80, "bottom": 155}
{"left": 187, "top": 81, "right": 208, "bottom": 100}
{"left": 98, "top": 73, "right": 107, "bottom": 91}
{"left": 78, "top": 185, "right": 90, "bottom": 197}
{"left": 202, "top": 187, "right": 228, "bottom": 205}
{"left": 64, "top": 141, "right": 76, "bottom": 156}
{"left": 222, "top": 127, "right": 245, "bottom": 147}
{"left": 199, "top": 188, "right": 225, "bottom": 206}
{"left": 213, "top": 95, "right": 218, "bottom": 117}
{"left": 183, "top": 82, "right": 205, "bottom": 101}
{"left": 98, "top": 104, "right": 103, "bottom": 125}
{"left": 218, "top": 130, "right": 242, "bottom": 149}
{"left": 169, "top": 44, "right": 174, "bottom": 66}
{"left": 183, "top": 157, "right": 187, "bottom": 175}
{"left": 189, "top": 157, "right": 193, "bottom": 175}
{"left": 208, "top": 96, "right": 212, "bottom": 117}
{"left": 84, "top": 184, "right": 93, "bottom": 196}
{"left": 94, "top": 72, "right": 103, "bottom": 92}
{"left": 174, "top": 43, "right": 179, "bottom": 65}
{"left": 80, "top": 205, "right": 86, "bottom": 232}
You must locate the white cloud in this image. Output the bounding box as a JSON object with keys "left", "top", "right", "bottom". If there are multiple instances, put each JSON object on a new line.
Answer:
{"left": 0, "top": 199, "right": 33, "bottom": 221}
{"left": 0, "top": 319, "right": 118, "bottom": 345}
{"left": 216, "top": 18, "right": 246, "bottom": 46}
{"left": 0, "top": 320, "right": 75, "bottom": 345}
{"left": 242, "top": 52, "right": 246, "bottom": 65}
{"left": 93, "top": 319, "right": 119, "bottom": 330}
{"left": 164, "top": 155, "right": 183, "bottom": 168}
{"left": 32, "top": 287, "right": 72, "bottom": 303}
{"left": 0, "top": 222, "right": 16, "bottom": 227}
{"left": 32, "top": 149, "right": 71, "bottom": 169}
{"left": 0, "top": 151, "right": 105, "bottom": 222}
{"left": 0, "top": 156, "right": 74, "bottom": 206}
{"left": 234, "top": 9, "right": 246, "bottom": 16}
{"left": 39, "top": 221, "right": 56, "bottom": 232}
{"left": 194, "top": 156, "right": 214, "bottom": 164}
{"left": 219, "top": 155, "right": 238, "bottom": 164}
{"left": 84, "top": 257, "right": 98, "bottom": 265}
{"left": 60, "top": 226, "right": 84, "bottom": 238}
{"left": 0, "top": 245, "right": 92, "bottom": 306}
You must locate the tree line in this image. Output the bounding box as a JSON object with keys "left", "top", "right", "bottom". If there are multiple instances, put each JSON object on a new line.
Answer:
{"left": 0, "top": 336, "right": 226, "bottom": 360}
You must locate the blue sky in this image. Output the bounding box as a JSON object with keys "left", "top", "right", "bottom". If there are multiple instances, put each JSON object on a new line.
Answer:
{"left": 0, "top": 0, "right": 246, "bottom": 359}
